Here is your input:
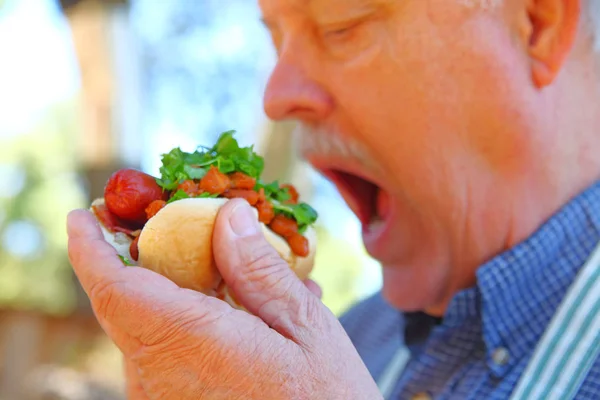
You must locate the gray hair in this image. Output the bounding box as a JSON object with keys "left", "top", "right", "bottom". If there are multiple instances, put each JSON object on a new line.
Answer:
{"left": 590, "top": 1, "right": 600, "bottom": 52}
{"left": 466, "top": 0, "right": 600, "bottom": 52}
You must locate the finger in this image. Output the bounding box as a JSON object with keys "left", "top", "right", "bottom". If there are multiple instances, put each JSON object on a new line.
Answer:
{"left": 67, "top": 209, "right": 222, "bottom": 355}
{"left": 123, "top": 356, "right": 150, "bottom": 400}
{"left": 67, "top": 209, "right": 133, "bottom": 315}
{"left": 303, "top": 279, "right": 322, "bottom": 300}
{"left": 213, "top": 199, "right": 322, "bottom": 340}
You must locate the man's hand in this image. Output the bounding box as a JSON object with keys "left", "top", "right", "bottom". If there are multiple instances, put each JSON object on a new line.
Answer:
{"left": 67, "top": 199, "right": 382, "bottom": 400}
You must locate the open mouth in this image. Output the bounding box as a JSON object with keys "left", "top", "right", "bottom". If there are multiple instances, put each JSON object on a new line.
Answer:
{"left": 323, "top": 169, "right": 387, "bottom": 230}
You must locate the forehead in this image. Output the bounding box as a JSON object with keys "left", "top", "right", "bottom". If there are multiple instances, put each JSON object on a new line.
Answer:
{"left": 259, "top": 0, "right": 393, "bottom": 22}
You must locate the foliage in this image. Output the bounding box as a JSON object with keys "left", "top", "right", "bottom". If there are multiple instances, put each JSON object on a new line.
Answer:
{"left": 0, "top": 98, "right": 87, "bottom": 315}
{"left": 131, "top": 0, "right": 275, "bottom": 146}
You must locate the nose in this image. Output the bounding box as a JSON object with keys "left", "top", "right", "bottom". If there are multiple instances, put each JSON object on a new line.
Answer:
{"left": 263, "top": 56, "right": 333, "bottom": 123}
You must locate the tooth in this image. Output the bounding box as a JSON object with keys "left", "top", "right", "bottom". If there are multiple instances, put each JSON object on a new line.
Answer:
{"left": 368, "top": 217, "right": 385, "bottom": 230}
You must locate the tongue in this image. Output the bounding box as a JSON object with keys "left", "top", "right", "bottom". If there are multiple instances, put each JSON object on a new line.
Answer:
{"left": 376, "top": 189, "right": 390, "bottom": 221}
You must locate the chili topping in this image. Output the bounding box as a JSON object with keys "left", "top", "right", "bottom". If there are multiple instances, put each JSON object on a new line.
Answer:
{"left": 96, "top": 131, "right": 319, "bottom": 264}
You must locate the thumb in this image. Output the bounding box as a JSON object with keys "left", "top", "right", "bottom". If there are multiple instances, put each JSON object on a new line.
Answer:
{"left": 213, "top": 199, "right": 320, "bottom": 339}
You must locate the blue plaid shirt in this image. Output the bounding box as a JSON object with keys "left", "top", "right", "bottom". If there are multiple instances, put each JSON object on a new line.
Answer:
{"left": 340, "top": 181, "right": 600, "bottom": 399}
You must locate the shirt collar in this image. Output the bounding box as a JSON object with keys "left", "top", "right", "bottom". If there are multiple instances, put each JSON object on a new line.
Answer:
{"left": 444, "top": 181, "right": 600, "bottom": 371}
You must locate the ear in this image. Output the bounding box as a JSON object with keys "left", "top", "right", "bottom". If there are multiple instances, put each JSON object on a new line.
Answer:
{"left": 525, "top": 0, "right": 581, "bottom": 88}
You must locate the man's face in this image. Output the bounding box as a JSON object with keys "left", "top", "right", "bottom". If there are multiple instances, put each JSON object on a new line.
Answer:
{"left": 260, "top": 0, "right": 553, "bottom": 311}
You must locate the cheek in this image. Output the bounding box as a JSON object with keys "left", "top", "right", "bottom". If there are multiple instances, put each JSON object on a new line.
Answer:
{"left": 328, "top": 42, "right": 470, "bottom": 206}
{"left": 327, "top": 11, "right": 538, "bottom": 187}
{"left": 325, "top": 16, "right": 466, "bottom": 173}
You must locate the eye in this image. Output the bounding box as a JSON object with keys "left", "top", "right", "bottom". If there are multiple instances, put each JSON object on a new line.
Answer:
{"left": 319, "top": 17, "right": 377, "bottom": 58}
{"left": 325, "top": 27, "right": 352, "bottom": 39}
{"left": 322, "top": 22, "right": 360, "bottom": 42}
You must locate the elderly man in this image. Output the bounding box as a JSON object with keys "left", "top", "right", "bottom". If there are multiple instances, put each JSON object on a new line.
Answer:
{"left": 67, "top": 0, "right": 600, "bottom": 398}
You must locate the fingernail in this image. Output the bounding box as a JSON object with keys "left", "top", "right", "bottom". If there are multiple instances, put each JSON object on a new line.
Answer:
{"left": 229, "top": 202, "right": 260, "bottom": 237}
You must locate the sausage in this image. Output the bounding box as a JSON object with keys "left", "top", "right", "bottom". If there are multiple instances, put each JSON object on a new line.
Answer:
{"left": 222, "top": 189, "right": 259, "bottom": 205}
{"left": 92, "top": 203, "right": 138, "bottom": 235}
{"left": 177, "top": 180, "right": 200, "bottom": 196}
{"left": 229, "top": 172, "right": 256, "bottom": 190}
{"left": 281, "top": 184, "right": 299, "bottom": 204}
{"left": 200, "top": 166, "right": 230, "bottom": 195}
{"left": 255, "top": 200, "right": 274, "bottom": 225}
{"left": 145, "top": 199, "right": 167, "bottom": 220}
{"left": 129, "top": 235, "right": 140, "bottom": 261}
{"left": 104, "top": 169, "right": 167, "bottom": 224}
{"left": 268, "top": 214, "right": 298, "bottom": 238}
{"left": 287, "top": 233, "right": 309, "bottom": 257}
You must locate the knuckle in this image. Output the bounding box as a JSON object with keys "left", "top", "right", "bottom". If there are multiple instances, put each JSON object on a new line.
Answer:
{"left": 144, "top": 307, "right": 204, "bottom": 346}
{"left": 88, "top": 279, "right": 122, "bottom": 321}
{"left": 143, "top": 295, "right": 234, "bottom": 348}
{"left": 299, "top": 296, "right": 326, "bottom": 332}
{"left": 275, "top": 295, "right": 325, "bottom": 343}
{"left": 239, "top": 241, "right": 288, "bottom": 286}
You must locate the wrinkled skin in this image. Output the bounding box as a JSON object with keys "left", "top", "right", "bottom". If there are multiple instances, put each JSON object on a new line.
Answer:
{"left": 260, "top": 0, "right": 600, "bottom": 313}
{"left": 67, "top": 200, "right": 381, "bottom": 399}
{"left": 67, "top": 0, "right": 600, "bottom": 398}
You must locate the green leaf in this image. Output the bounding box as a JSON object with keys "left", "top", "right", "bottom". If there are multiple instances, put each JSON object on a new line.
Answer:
{"left": 183, "top": 165, "right": 207, "bottom": 180}
{"left": 156, "top": 147, "right": 187, "bottom": 190}
{"left": 198, "top": 192, "right": 219, "bottom": 198}
{"left": 154, "top": 130, "right": 318, "bottom": 229}
{"left": 213, "top": 130, "right": 239, "bottom": 154}
{"left": 272, "top": 201, "right": 318, "bottom": 233}
{"left": 235, "top": 146, "right": 264, "bottom": 178}
{"left": 217, "top": 157, "right": 236, "bottom": 174}
{"left": 272, "top": 202, "right": 293, "bottom": 217}
{"left": 184, "top": 151, "right": 211, "bottom": 165}
{"left": 167, "top": 190, "right": 190, "bottom": 204}
{"left": 165, "top": 189, "right": 217, "bottom": 205}
{"left": 156, "top": 130, "right": 265, "bottom": 188}
{"left": 257, "top": 180, "right": 290, "bottom": 202}
{"left": 292, "top": 203, "right": 319, "bottom": 233}
{"left": 275, "top": 187, "right": 292, "bottom": 203}
{"left": 118, "top": 255, "right": 134, "bottom": 266}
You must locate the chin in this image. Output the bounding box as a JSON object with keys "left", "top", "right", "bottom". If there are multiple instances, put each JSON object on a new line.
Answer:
{"left": 379, "top": 264, "right": 450, "bottom": 313}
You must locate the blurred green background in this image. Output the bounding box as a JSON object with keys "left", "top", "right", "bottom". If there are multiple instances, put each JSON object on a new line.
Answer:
{"left": 0, "top": 1, "right": 382, "bottom": 398}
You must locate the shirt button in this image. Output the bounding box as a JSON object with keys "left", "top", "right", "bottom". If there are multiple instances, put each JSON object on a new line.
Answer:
{"left": 491, "top": 347, "right": 510, "bottom": 366}
{"left": 412, "top": 392, "right": 432, "bottom": 400}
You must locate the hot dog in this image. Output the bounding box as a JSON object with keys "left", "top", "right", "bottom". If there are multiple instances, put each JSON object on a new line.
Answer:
{"left": 90, "top": 131, "right": 319, "bottom": 310}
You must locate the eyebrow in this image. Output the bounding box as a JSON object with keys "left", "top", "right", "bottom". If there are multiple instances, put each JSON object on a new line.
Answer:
{"left": 259, "top": 0, "right": 312, "bottom": 28}
{"left": 260, "top": 0, "right": 387, "bottom": 29}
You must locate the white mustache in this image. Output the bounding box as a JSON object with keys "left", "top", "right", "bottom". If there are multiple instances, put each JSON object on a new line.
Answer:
{"left": 292, "top": 124, "right": 379, "bottom": 172}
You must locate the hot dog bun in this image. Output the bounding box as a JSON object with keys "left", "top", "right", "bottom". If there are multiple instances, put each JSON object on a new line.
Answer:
{"left": 91, "top": 197, "right": 317, "bottom": 310}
